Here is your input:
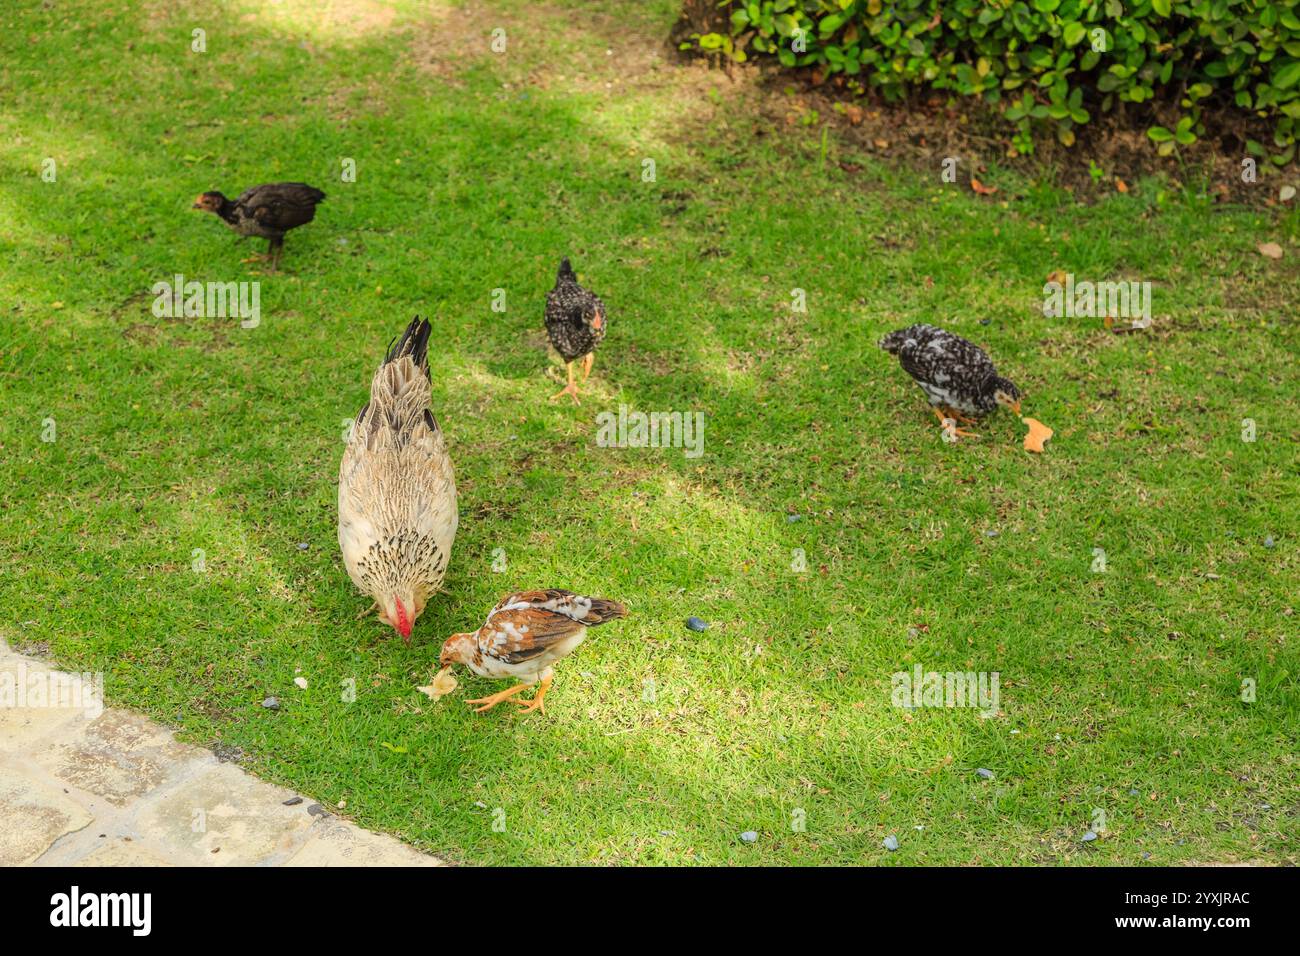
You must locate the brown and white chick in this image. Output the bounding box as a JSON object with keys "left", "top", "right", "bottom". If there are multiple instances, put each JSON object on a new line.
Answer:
{"left": 339, "top": 317, "right": 458, "bottom": 643}
{"left": 439, "top": 589, "right": 627, "bottom": 715}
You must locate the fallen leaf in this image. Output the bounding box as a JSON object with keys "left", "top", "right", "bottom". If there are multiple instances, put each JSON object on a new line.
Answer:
{"left": 1280, "top": 185, "right": 1296, "bottom": 202}
{"left": 1022, "top": 417, "right": 1054, "bottom": 454}
{"left": 1046, "top": 269, "right": 1067, "bottom": 285}
{"left": 1258, "top": 242, "right": 1283, "bottom": 259}
{"left": 873, "top": 138, "right": 889, "bottom": 149}
{"left": 1115, "top": 178, "right": 1128, "bottom": 193}
{"left": 293, "top": 676, "right": 308, "bottom": 689}
{"left": 970, "top": 177, "right": 997, "bottom": 196}
{"left": 844, "top": 105, "right": 863, "bottom": 125}
{"left": 417, "top": 666, "right": 458, "bottom": 701}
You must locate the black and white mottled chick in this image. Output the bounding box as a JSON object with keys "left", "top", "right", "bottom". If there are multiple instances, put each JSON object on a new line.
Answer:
{"left": 192, "top": 182, "right": 326, "bottom": 269}
{"left": 544, "top": 257, "right": 606, "bottom": 405}
{"left": 880, "top": 323, "right": 1021, "bottom": 438}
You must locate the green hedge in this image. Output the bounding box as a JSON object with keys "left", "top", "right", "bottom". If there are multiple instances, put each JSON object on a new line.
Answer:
{"left": 688, "top": 1, "right": 1300, "bottom": 163}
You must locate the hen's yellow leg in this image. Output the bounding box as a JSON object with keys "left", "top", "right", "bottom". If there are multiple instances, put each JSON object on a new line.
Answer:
{"left": 465, "top": 683, "right": 533, "bottom": 713}
{"left": 550, "top": 362, "right": 581, "bottom": 405}
{"left": 581, "top": 352, "right": 594, "bottom": 382}
{"left": 513, "top": 674, "right": 553, "bottom": 715}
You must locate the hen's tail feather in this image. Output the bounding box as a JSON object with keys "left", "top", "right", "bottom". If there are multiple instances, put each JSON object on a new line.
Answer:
{"left": 585, "top": 599, "right": 628, "bottom": 625}
{"left": 557, "top": 257, "right": 575, "bottom": 281}
{"left": 385, "top": 316, "right": 432, "bottom": 376}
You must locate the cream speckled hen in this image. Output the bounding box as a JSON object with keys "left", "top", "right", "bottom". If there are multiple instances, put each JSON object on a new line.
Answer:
{"left": 339, "top": 317, "right": 458, "bottom": 643}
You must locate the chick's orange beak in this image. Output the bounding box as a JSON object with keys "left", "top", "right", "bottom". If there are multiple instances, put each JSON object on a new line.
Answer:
{"left": 592, "top": 312, "right": 603, "bottom": 331}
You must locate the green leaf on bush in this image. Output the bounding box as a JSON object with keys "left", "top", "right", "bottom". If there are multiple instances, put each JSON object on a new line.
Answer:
{"left": 691, "top": 0, "right": 1298, "bottom": 165}
{"left": 1274, "top": 60, "right": 1300, "bottom": 90}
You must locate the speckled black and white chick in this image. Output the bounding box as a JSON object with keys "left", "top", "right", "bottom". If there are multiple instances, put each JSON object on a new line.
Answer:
{"left": 192, "top": 182, "right": 325, "bottom": 269}
{"left": 880, "top": 324, "right": 1021, "bottom": 439}
{"left": 544, "top": 257, "right": 606, "bottom": 405}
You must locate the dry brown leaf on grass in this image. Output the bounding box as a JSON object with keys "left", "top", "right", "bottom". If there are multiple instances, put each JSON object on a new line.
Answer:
{"left": 1258, "top": 242, "right": 1283, "bottom": 259}
{"left": 1115, "top": 178, "right": 1128, "bottom": 193}
{"left": 970, "top": 177, "right": 997, "bottom": 196}
{"left": 1022, "top": 417, "right": 1054, "bottom": 454}
{"left": 417, "top": 666, "right": 458, "bottom": 701}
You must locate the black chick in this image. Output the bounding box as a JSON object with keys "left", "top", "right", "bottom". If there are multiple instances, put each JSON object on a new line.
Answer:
{"left": 880, "top": 323, "right": 1021, "bottom": 439}
{"left": 192, "top": 182, "right": 325, "bottom": 269}
{"left": 543, "top": 257, "right": 607, "bottom": 405}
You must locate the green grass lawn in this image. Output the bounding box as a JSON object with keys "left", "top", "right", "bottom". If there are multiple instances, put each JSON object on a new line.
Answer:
{"left": 2, "top": 0, "right": 1297, "bottom": 865}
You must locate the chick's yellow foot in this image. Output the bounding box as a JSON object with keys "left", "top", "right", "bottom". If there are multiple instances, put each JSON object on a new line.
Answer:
{"left": 550, "top": 382, "right": 581, "bottom": 405}
{"left": 933, "top": 406, "right": 980, "bottom": 439}
{"left": 465, "top": 683, "right": 533, "bottom": 713}
{"left": 512, "top": 676, "right": 552, "bottom": 715}
{"left": 550, "top": 362, "right": 581, "bottom": 405}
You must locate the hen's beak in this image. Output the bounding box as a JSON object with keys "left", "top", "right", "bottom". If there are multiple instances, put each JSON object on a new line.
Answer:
{"left": 1012, "top": 401, "right": 1022, "bottom": 416}
{"left": 592, "top": 312, "right": 604, "bottom": 331}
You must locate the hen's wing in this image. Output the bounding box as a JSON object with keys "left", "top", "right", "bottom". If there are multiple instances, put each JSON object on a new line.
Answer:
{"left": 235, "top": 182, "right": 326, "bottom": 232}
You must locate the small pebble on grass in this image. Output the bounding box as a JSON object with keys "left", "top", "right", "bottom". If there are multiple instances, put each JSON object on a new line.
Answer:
{"left": 976, "top": 768, "right": 995, "bottom": 780}
{"left": 1081, "top": 831, "right": 1098, "bottom": 843}
{"left": 261, "top": 697, "right": 280, "bottom": 710}
{"left": 686, "top": 617, "right": 709, "bottom": 632}
{"left": 740, "top": 831, "right": 758, "bottom": 844}
{"left": 883, "top": 835, "right": 899, "bottom": 851}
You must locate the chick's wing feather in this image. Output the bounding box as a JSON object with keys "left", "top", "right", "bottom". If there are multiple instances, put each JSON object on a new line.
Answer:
{"left": 479, "top": 606, "right": 585, "bottom": 664}
{"left": 235, "top": 183, "right": 324, "bottom": 231}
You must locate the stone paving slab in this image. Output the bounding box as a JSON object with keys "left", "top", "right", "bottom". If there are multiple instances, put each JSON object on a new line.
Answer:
{"left": 0, "top": 640, "right": 443, "bottom": 867}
